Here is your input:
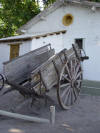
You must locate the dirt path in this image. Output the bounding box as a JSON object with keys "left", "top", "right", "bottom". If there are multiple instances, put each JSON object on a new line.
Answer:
{"left": 0, "top": 87, "right": 100, "bottom": 133}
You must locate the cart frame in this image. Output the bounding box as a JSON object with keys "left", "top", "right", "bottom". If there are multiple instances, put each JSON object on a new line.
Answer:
{"left": 0, "top": 44, "right": 89, "bottom": 109}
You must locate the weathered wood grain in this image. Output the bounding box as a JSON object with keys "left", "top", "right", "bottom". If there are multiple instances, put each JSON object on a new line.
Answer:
{"left": 31, "top": 45, "right": 80, "bottom": 91}
{"left": 31, "top": 49, "right": 66, "bottom": 75}
{"left": 40, "top": 62, "right": 58, "bottom": 90}
{"left": 3, "top": 45, "right": 55, "bottom": 84}
{"left": 3, "top": 43, "right": 80, "bottom": 92}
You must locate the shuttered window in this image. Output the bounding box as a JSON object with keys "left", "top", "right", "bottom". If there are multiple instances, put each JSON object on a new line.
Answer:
{"left": 10, "top": 44, "right": 20, "bottom": 60}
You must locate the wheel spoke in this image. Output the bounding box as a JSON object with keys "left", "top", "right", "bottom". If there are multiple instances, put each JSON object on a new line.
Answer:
{"left": 60, "top": 83, "right": 70, "bottom": 89}
{"left": 57, "top": 57, "right": 82, "bottom": 110}
{"left": 74, "top": 58, "right": 77, "bottom": 68}
{"left": 77, "top": 79, "right": 82, "bottom": 82}
{"left": 61, "top": 85, "right": 70, "bottom": 98}
{"left": 70, "top": 88, "right": 75, "bottom": 105}
{"left": 64, "top": 88, "right": 71, "bottom": 105}
{"left": 74, "top": 64, "right": 81, "bottom": 78}
{"left": 74, "top": 60, "right": 78, "bottom": 77}
{"left": 62, "top": 74, "right": 71, "bottom": 82}
{"left": 76, "top": 80, "right": 82, "bottom": 87}
{"left": 73, "top": 87, "right": 78, "bottom": 101}
{"left": 65, "top": 63, "right": 71, "bottom": 79}
{"left": 70, "top": 60, "right": 73, "bottom": 77}
{"left": 75, "top": 71, "right": 82, "bottom": 80}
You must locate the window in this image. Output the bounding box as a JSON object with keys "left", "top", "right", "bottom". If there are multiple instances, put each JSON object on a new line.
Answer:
{"left": 75, "top": 39, "right": 83, "bottom": 49}
{"left": 10, "top": 44, "right": 20, "bottom": 60}
{"left": 62, "top": 14, "right": 73, "bottom": 26}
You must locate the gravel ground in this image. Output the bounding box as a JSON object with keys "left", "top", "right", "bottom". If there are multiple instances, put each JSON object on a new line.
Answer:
{"left": 0, "top": 86, "right": 100, "bottom": 133}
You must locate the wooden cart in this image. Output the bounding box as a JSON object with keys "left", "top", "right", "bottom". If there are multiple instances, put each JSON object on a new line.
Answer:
{"left": 0, "top": 44, "right": 88, "bottom": 110}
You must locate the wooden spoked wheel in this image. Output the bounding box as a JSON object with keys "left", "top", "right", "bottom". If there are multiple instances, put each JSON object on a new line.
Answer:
{"left": 0, "top": 74, "right": 4, "bottom": 90}
{"left": 57, "top": 58, "right": 83, "bottom": 110}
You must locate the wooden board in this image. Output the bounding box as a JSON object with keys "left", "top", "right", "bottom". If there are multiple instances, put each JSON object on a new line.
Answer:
{"left": 65, "top": 48, "right": 75, "bottom": 59}
{"left": 3, "top": 45, "right": 55, "bottom": 84}
{"left": 31, "top": 45, "right": 79, "bottom": 91}
{"left": 40, "top": 51, "right": 66, "bottom": 90}
{"left": 41, "top": 62, "right": 58, "bottom": 90}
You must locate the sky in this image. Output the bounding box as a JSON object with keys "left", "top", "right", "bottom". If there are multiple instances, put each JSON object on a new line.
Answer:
{"left": 38, "top": 0, "right": 44, "bottom": 10}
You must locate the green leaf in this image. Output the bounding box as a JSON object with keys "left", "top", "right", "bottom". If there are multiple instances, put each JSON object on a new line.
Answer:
{"left": 0, "top": 0, "right": 40, "bottom": 38}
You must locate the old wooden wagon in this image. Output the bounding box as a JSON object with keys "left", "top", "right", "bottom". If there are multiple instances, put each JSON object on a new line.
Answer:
{"left": 0, "top": 44, "right": 88, "bottom": 110}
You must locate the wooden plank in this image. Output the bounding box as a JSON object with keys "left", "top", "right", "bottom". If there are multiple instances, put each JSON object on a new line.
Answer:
{"left": 31, "top": 49, "right": 67, "bottom": 75}
{"left": 3, "top": 45, "right": 55, "bottom": 84}
{"left": 30, "top": 45, "right": 81, "bottom": 91}
{"left": 40, "top": 62, "right": 58, "bottom": 90}
{"left": 40, "top": 52, "right": 66, "bottom": 90}
{"left": 53, "top": 53, "right": 66, "bottom": 73}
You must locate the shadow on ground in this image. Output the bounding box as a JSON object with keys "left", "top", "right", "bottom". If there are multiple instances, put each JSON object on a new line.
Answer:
{"left": 0, "top": 85, "right": 100, "bottom": 133}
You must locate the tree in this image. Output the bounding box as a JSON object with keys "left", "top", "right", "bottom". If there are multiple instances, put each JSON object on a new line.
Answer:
{"left": 42, "top": 0, "right": 55, "bottom": 7}
{"left": 0, "top": 0, "right": 40, "bottom": 38}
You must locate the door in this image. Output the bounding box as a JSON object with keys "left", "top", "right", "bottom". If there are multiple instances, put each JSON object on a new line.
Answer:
{"left": 10, "top": 44, "right": 19, "bottom": 60}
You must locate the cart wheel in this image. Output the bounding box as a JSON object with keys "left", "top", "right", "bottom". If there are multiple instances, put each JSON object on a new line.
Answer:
{"left": 57, "top": 58, "right": 83, "bottom": 110}
{"left": 0, "top": 74, "right": 4, "bottom": 90}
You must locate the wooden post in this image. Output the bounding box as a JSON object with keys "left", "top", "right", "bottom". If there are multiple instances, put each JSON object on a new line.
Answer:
{"left": 0, "top": 110, "right": 50, "bottom": 123}
{"left": 50, "top": 106, "right": 55, "bottom": 125}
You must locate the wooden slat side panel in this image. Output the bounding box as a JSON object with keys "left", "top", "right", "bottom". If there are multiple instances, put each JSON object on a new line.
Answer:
{"left": 41, "top": 62, "right": 58, "bottom": 90}
{"left": 31, "top": 49, "right": 66, "bottom": 76}
{"left": 40, "top": 52, "right": 66, "bottom": 90}
{"left": 31, "top": 46, "right": 80, "bottom": 91}
{"left": 31, "top": 48, "right": 76, "bottom": 90}
{"left": 4, "top": 49, "right": 55, "bottom": 83}
{"left": 64, "top": 48, "right": 75, "bottom": 59}
{"left": 4, "top": 44, "right": 51, "bottom": 65}
{"left": 53, "top": 54, "right": 65, "bottom": 74}
{"left": 59, "top": 53, "right": 66, "bottom": 63}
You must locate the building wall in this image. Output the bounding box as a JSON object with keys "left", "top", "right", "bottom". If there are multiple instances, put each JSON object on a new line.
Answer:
{"left": 31, "top": 33, "right": 63, "bottom": 53}
{"left": 26, "top": 5, "right": 100, "bottom": 81}
{"left": 0, "top": 40, "right": 31, "bottom": 73}
{"left": 19, "top": 40, "right": 32, "bottom": 56}
{"left": 0, "top": 44, "right": 10, "bottom": 73}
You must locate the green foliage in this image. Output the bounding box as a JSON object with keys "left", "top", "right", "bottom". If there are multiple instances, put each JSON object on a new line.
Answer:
{"left": 0, "top": 0, "right": 40, "bottom": 38}
{"left": 43, "top": 0, "right": 56, "bottom": 7}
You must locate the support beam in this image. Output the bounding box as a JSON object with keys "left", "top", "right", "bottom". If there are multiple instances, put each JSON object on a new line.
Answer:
{"left": 0, "top": 110, "right": 50, "bottom": 123}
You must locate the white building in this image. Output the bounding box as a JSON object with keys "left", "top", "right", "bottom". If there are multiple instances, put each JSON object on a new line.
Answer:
{"left": 0, "top": 0, "right": 100, "bottom": 82}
